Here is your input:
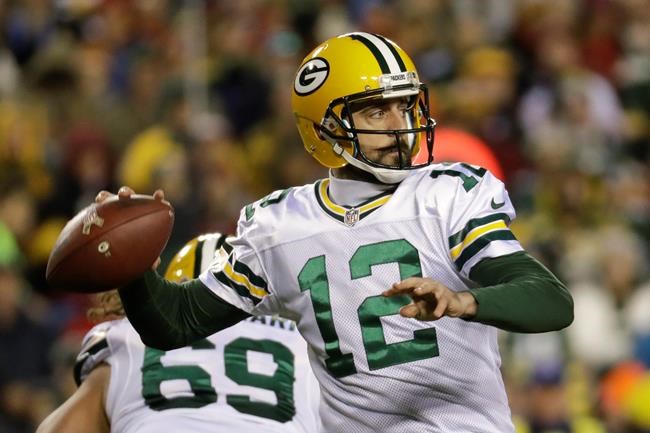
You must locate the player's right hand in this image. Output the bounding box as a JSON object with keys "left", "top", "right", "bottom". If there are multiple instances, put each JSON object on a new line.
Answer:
{"left": 95, "top": 186, "right": 168, "bottom": 205}
{"left": 94, "top": 186, "right": 167, "bottom": 270}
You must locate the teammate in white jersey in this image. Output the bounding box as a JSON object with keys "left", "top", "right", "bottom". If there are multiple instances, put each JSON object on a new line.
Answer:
{"left": 97, "top": 32, "right": 573, "bottom": 433}
{"left": 37, "top": 233, "right": 320, "bottom": 433}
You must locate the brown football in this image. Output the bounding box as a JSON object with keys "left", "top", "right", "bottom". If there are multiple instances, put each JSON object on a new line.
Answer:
{"left": 46, "top": 194, "right": 174, "bottom": 293}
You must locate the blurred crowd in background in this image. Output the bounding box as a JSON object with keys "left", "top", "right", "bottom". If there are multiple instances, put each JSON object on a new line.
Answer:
{"left": 0, "top": 0, "right": 649, "bottom": 432}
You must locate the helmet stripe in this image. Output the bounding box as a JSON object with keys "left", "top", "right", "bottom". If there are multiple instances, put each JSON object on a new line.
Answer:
{"left": 197, "top": 233, "right": 228, "bottom": 277}
{"left": 193, "top": 238, "right": 205, "bottom": 278}
{"left": 349, "top": 34, "right": 390, "bottom": 73}
{"left": 349, "top": 32, "right": 403, "bottom": 74}
{"left": 373, "top": 33, "right": 407, "bottom": 71}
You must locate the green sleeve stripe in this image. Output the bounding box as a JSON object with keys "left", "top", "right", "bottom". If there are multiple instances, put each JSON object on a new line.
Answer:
{"left": 215, "top": 235, "right": 228, "bottom": 250}
{"left": 222, "top": 240, "right": 233, "bottom": 254}
{"left": 448, "top": 213, "right": 511, "bottom": 249}
{"left": 73, "top": 338, "right": 109, "bottom": 386}
{"left": 455, "top": 230, "right": 517, "bottom": 269}
{"left": 214, "top": 271, "right": 262, "bottom": 305}
{"left": 229, "top": 257, "right": 268, "bottom": 292}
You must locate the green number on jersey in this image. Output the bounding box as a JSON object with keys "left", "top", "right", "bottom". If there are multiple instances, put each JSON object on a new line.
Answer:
{"left": 142, "top": 337, "right": 296, "bottom": 422}
{"left": 352, "top": 241, "right": 439, "bottom": 370}
{"left": 298, "top": 256, "right": 357, "bottom": 377}
{"left": 142, "top": 339, "right": 217, "bottom": 410}
{"left": 298, "top": 239, "right": 439, "bottom": 378}
{"left": 224, "top": 337, "right": 296, "bottom": 422}
{"left": 245, "top": 188, "right": 292, "bottom": 220}
{"left": 429, "top": 163, "right": 486, "bottom": 192}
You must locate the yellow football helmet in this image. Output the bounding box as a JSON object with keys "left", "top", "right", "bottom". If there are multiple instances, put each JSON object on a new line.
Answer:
{"left": 164, "top": 232, "right": 229, "bottom": 282}
{"left": 292, "top": 32, "right": 436, "bottom": 183}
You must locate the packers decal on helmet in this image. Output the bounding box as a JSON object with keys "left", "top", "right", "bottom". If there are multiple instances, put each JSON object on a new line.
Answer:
{"left": 294, "top": 58, "right": 329, "bottom": 96}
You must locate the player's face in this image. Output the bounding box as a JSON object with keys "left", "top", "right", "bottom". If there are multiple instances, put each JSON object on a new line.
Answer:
{"left": 350, "top": 97, "right": 413, "bottom": 167}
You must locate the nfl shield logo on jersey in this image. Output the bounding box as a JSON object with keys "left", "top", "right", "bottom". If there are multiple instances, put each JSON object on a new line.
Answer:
{"left": 344, "top": 208, "right": 360, "bottom": 226}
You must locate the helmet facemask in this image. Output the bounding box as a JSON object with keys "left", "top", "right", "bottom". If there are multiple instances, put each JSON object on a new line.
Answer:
{"left": 316, "top": 78, "right": 436, "bottom": 183}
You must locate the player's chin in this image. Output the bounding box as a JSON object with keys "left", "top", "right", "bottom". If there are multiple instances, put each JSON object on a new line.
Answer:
{"left": 380, "top": 153, "right": 412, "bottom": 168}
{"left": 365, "top": 148, "right": 412, "bottom": 168}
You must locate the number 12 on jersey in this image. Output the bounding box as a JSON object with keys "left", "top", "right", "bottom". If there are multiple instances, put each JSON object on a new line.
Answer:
{"left": 298, "top": 239, "right": 439, "bottom": 378}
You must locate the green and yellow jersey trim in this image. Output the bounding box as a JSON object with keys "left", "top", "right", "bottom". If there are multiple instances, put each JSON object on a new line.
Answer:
{"left": 213, "top": 253, "right": 269, "bottom": 305}
{"left": 448, "top": 213, "right": 517, "bottom": 269}
{"left": 314, "top": 179, "right": 395, "bottom": 224}
{"left": 222, "top": 260, "right": 267, "bottom": 298}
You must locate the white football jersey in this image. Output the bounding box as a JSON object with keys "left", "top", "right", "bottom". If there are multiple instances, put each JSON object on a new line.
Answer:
{"left": 75, "top": 316, "right": 321, "bottom": 433}
{"left": 200, "top": 163, "right": 524, "bottom": 433}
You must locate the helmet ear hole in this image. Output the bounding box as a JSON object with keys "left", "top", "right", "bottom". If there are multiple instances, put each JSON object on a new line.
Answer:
{"left": 313, "top": 122, "right": 325, "bottom": 140}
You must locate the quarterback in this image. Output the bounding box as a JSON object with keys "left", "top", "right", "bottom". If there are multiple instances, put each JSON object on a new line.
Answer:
{"left": 37, "top": 233, "right": 320, "bottom": 433}
{"left": 107, "top": 32, "right": 573, "bottom": 433}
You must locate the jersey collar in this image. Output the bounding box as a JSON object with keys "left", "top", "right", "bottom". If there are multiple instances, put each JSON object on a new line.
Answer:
{"left": 314, "top": 179, "right": 395, "bottom": 226}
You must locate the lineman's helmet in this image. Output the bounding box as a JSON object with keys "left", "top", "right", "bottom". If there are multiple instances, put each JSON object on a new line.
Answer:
{"left": 165, "top": 233, "right": 229, "bottom": 282}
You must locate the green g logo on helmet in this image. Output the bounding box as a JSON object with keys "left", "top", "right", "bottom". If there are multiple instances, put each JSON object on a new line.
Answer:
{"left": 294, "top": 58, "right": 330, "bottom": 96}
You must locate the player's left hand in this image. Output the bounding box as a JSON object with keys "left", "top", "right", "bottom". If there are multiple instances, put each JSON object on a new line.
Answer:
{"left": 383, "top": 277, "right": 477, "bottom": 321}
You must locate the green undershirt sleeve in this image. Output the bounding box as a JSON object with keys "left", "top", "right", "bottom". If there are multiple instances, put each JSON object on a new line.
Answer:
{"left": 118, "top": 270, "right": 250, "bottom": 350}
{"left": 467, "top": 251, "right": 574, "bottom": 333}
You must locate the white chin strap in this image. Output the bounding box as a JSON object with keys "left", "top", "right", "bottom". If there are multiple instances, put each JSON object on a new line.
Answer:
{"left": 340, "top": 150, "right": 409, "bottom": 184}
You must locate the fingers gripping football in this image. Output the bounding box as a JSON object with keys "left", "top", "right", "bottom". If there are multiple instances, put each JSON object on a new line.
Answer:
{"left": 383, "top": 277, "right": 477, "bottom": 321}
{"left": 95, "top": 186, "right": 169, "bottom": 274}
{"left": 95, "top": 187, "right": 168, "bottom": 205}
{"left": 47, "top": 187, "right": 173, "bottom": 293}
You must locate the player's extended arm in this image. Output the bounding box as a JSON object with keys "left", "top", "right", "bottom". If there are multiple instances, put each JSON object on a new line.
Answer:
{"left": 94, "top": 187, "right": 250, "bottom": 350}
{"left": 385, "top": 251, "right": 573, "bottom": 333}
{"left": 36, "top": 364, "right": 110, "bottom": 433}
{"left": 118, "top": 270, "right": 250, "bottom": 350}
{"left": 468, "top": 251, "right": 573, "bottom": 332}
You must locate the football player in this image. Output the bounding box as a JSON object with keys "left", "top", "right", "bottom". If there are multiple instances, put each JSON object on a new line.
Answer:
{"left": 100, "top": 32, "right": 573, "bottom": 433}
{"left": 37, "top": 233, "right": 320, "bottom": 433}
